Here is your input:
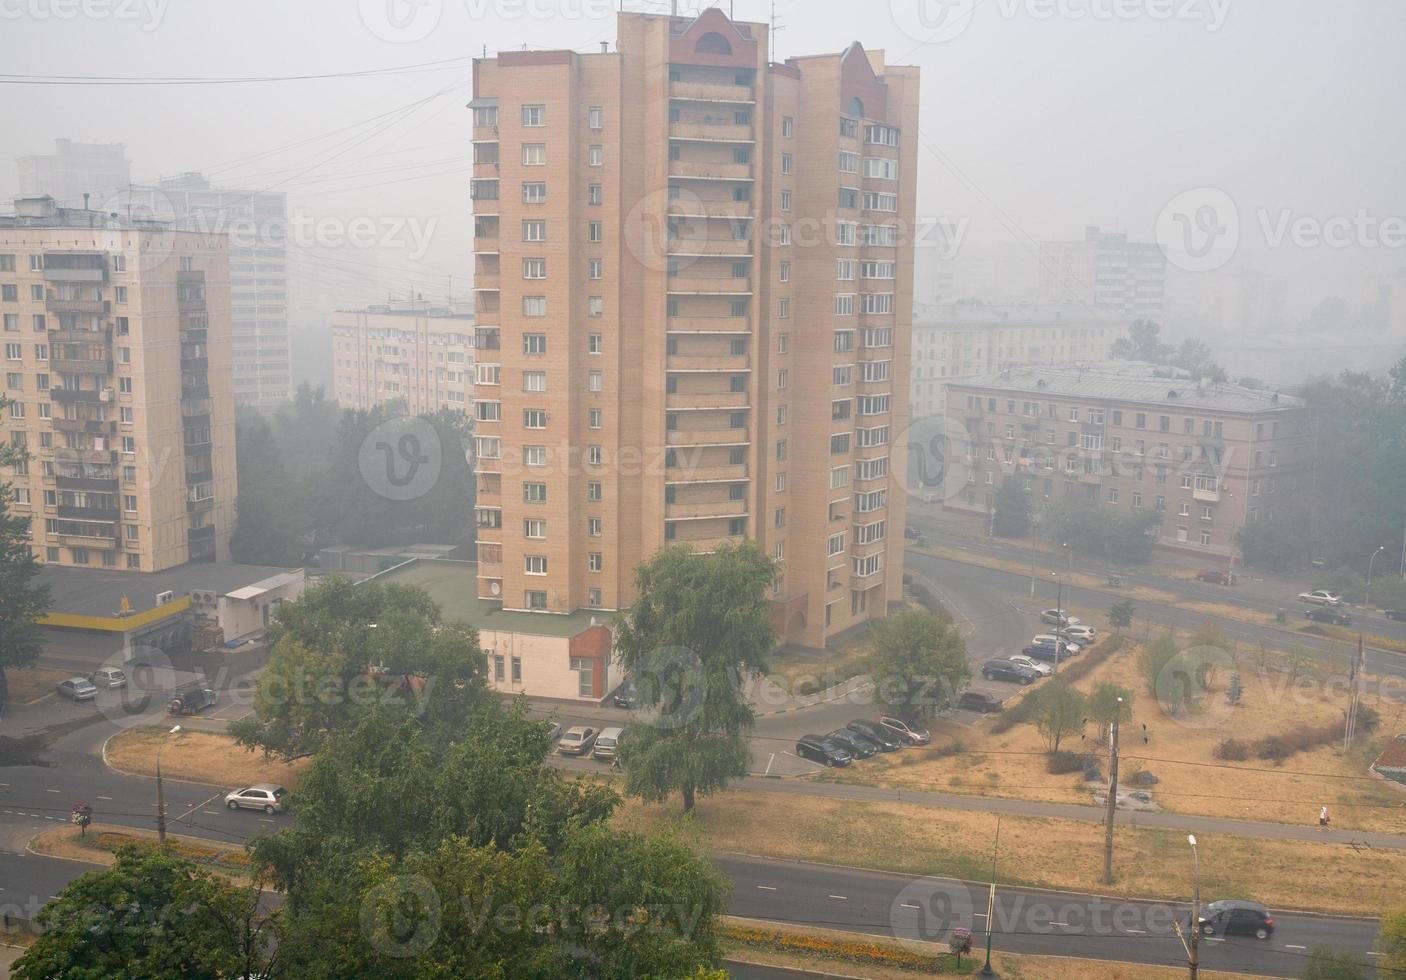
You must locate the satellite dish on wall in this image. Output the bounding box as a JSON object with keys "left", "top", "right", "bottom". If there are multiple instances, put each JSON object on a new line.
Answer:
{"left": 490, "top": 581, "right": 502, "bottom": 596}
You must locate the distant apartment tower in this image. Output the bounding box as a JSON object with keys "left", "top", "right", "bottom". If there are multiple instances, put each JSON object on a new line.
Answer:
{"left": 469, "top": 10, "right": 918, "bottom": 648}
{"left": 909, "top": 304, "right": 1128, "bottom": 419}
{"left": 16, "top": 139, "right": 132, "bottom": 208}
{"left": 125, "top": 174, "right": 290, "bottom": 411}
{"left": 1, "top": 196, "right": 236, "bottom": 571}
{"left": 332, "top": 303, "right": 475, "bottom": 413}
{"left": 1039, "top": 226, "right": 1165, "bottom": 317}
{"left": 943, "top": 364, "right": 1308, "bottom": 558}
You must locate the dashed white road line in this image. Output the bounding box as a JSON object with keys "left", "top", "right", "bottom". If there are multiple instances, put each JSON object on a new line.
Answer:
{"left": 901, "top": 902, "right": 921, "bottom": 910}
{"left": 828, "top": 894, "right": 847, "bottom": 901}
{"left": 45, "top": 788, "right": 61, "bottom": 794}
{"left": 1124, "top": 928, "right": 1147, "bottom": 934}
{"left": 97, "top": 796, "right": 113, "bottom": 801}
{"left": 756, "top": 885, "right": 777, "bottom": 891}
{"left": 1284, "top": 945, "right": 1307, "bottom": 950}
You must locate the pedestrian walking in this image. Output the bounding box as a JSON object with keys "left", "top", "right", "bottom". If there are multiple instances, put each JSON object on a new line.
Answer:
{"left": 1319, "top": 804, "right": 1330, "bottom": 829}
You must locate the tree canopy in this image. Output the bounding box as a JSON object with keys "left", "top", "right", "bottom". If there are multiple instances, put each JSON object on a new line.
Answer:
{"left": 0, "top": 396, "right": 51, "bottom": 710}
{"left": 869, "top": 607, "right": 970, "bottom": 719}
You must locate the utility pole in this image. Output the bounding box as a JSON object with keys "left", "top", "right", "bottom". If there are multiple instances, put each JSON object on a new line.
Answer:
{"left": 979, "top": 817, "right": 1000, "bottom": 977}
{"left": 155, "top": 724, "right": 181, "bottom": 852}
{"left": 1188, "top": 835, "right": 1201, "bottom": 979}
{"left": 1102, "top": 697, "right": 1123, "bottom": 885}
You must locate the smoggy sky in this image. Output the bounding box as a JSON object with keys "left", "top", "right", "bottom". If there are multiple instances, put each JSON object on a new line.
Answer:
{"left": 2, "top": 0, "right": 1404, "bottom": 317}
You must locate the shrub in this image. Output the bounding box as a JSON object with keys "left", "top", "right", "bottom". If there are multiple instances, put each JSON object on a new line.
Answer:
{"left": 1046, "top": 750, "right": 1084, "bottom": 774}
{"left": 988, "top": 635, "right": 1126, "bottom": 735}
{"left": 1255, "top": 737, "right": 1292, "bottom": 764}
{"left": 1214, "top": 738, "right": 1249, "bottom": 761}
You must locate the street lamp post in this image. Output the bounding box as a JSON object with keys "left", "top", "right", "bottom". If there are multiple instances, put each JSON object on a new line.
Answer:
{"left": 155, "top": 724, "right": 181, "bottom": 852}
{"left": 1366, "top": 545, "right": 1386, "bottom": 609}
{"left": 1188, "top": 834, "right": 1201, "bottom": 979}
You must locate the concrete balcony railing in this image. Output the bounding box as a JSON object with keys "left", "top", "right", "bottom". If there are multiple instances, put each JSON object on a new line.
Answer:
{"left": 474, "top": 272, "right": 501, "bottom": 292}
{"left": 667, "top": 391, "right": 750, "bottom": 410}
{"left": 667, "top": 353, "right": 750, "bottom": 373}
{"left": 672, "top": 533, "right": 745, "bottom": 554}
{"left": 43, "top": 266, "right": 106, "bottom": 283}
{"left": 55, "top": 474, "right": 118, "bottom": 493}
{"left": 666, "top": 276, "right": 752, "bottom": 295}
{"left": 48, "top": 327, "right": 111, "bottom": 344}
{"left": 58, "top": 531, "right": 118, "bottom": 548}
{"left": 45, "top": 296, "right": 109, "bottom": 315}
{"left": 667, "top": 316, "right": 750, "bottom": 334}
{"left": 53, "top": 446, "right": 117, "bottom": 464}
{"left": 471, "top": 160, "right": 500, "bottom": 180}
{"left": 669, "top": 81, "right": 755, "bottom": 103}
{"left": 665, "top": 463, "right": 748, "bottom": 484}
{"left": 666, "top": 427, "right": 750, "bottom": 447}
{"left": 668, "top": 200, "right": 753, "bottom": 220}
{"left": 670, "top": 122, "right": 754, "bottom": 142}
{"left": 50, "top": 357, "right": 113, "bottom": 375}
{"left": 668, "top": 238, "right": 752, "bottom": 257}
{"left": 52, "top": 418, "right": 115, "bottom": 435}
{"left": 666, "top": 500, "right": 749, "bottom": 521}
{"left": 56, "top": 504, "right": 119, "bottom": 522}
{"left": 1193, "top": 488, "right": 1221, "bottom": 503}
{"left": 668, "top": 161, "right": 752, "bottom": 181}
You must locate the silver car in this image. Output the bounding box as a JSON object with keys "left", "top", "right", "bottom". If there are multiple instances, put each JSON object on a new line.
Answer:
{"left": 56, "top": 677, "right": 98, "bottom": 701}
{"left": 89, "top": 668, "right": 128, "bottom": 689}
{"left": 224, "top": 784, "right": 288, "bottom": 814}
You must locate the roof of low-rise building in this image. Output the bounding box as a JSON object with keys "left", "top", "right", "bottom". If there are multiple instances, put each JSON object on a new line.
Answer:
{"left": 950, "top": 363, "right": 1302, "bottom": 413}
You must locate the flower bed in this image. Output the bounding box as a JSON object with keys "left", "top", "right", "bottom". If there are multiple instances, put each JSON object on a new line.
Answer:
{"left": 720, "top": 923, "right": 970, "bottom": 974}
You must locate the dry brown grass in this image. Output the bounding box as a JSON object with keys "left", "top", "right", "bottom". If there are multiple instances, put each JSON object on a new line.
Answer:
{"left": 823, "top": 639, "right": 1406, "bottom": 833}
{"left": 105, "top": 727, "right": 307, "bottom": 789}
{"left": 990, "top": 952, "right": 1259, "bottom": 980}
{"left": 28, "top": 823, "right": 257, "bottom": 885}
{"left": 615, "top": 789, "right": 1404, "bottom": 917}
{"left": 6, "top": 667, "right": 77, "bottom": 704}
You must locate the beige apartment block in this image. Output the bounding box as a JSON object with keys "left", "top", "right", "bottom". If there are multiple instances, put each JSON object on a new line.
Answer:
{"left": 331, "top": 303, "right": 475, "bottom": 413}
{"left": 468, "top": 10, "right": 917, "bottom": 650}
{"left": 943, "top": 364, "right": 1308, "bottom": 559}
{"left": 1, "top": 195, "right": 235, "bottom": 572}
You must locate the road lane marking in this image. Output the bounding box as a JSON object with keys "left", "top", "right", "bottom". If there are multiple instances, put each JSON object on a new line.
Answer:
{"left": 1284, "top": 945, "right": 1307, "bottom": 950}
{"left": 45, "top": 789, "right": 61, "bottom": 793}
{"left": 973, "top": 913, "right": 988, "bottom": 918}
{"left": 828, "top": 895, "right": 847, "bottom": 901}
{"left": 1204, "top": 937, "right": 1224, "bottom": 943}
{"left": 1124, "top": 929, "right": 1147, "bottom": 934}
{"left": 97, "top": 796, "right": 113, "bottom": 801}
{"left": 756, "top": 885, "right": 777, "bottom": 891}
{"left": 901, "top": 902, "right": 921, "bottom": 909}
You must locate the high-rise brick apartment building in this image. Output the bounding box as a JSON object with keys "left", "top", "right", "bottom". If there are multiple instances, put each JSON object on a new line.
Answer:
{"left": 1, "top": 196, "right": 235, "bottom": 571}
{"left": 331, "top": 303, "right": 475, "bottom": 413}
{"left": 943, "top": 364, "right": 1308, "bottom": 559}
{"left": 469, "top": 10, "right": 918, "bottom": 648}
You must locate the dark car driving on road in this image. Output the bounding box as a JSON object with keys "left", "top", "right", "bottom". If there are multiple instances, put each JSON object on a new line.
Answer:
{"left": 1305, "top": 606, "right": 1351, "bottom": 625}
{"left": 795, "top": 734, "right": 852, "bottom": 767}
{"left": 1194, "top": 900, "right": 1274, "bottom": 939}
{"left": 983, "top": 659, "right": 1040, "bottom": 685}
{"left": 846, "top": 719, "right": 902, "bottom": 751}
{"left": 1196, "top": 569, "right": 1236, "bottom": 585}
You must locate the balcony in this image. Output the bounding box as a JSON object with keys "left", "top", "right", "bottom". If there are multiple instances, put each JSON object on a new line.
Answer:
{"left": 668, "top": 391, "right": 750, "bottom": 410}
{"left": 667, "top": 353, "right": 750, "bottom": 373}
{"left": 672, "top": 534, "right": 745, "bottom": 554}
{"left": 48, "top": 327, "right": 111, "bottom": 344}
{"left": 669, "top": 81, "right": 754, "bottom": 103}
{"left": 185, "top": 468, "right": 214, "bottom": 485}
{"left": 668, "top": 161, "right": 752, "bottom": 182}
{"left": 187, "top": 524, "right": 216, "bottom": 542}
{"left": 669, "top": 122, "right": 754, "bottom": 142}
{"left": 45, "top": 295, "right": 109, "bottom": 315}
{"left": 667, "top": 316, "right": 750, "bottom": 334}
{"left": 181, "top": 355, "right": 209, "bottom": 373}
{"left": 666, "top": 500, "right": 749, "bottom": 520}
{"left": 52, "top": 418, "right": 115, "bottom": 435}
{"left": 58, "top": 531, "right": 118, "bottom": 548}
{"left": 54, "top": 446, "right": 117, "bottom": 464}
{"left": 43, "top": 265, "right": 106, "bottom": 284}
{"left": 56, "top": 474, "right": 117, "bottom": 493}
{"left": 50, "top": 356, "right": 113, "bottom": 375}
{"left": 57, "top": 504, "right": 118, "bottom": 522}
{"left": 668, "top": 238, "right": 752, "bottom": 258}
{"left": 187, "top": 497, "right": 215, "bottom": 515}
{"left": 1193, "top": 488, "right": 1221, "bottom": 503}
{"left": 666, "top": 276, "right": 752, "bottom": 295}
{"left": 666, "top": 428, "right": 750, "bottom": 447}
{"left": 182, "top": 380, "right": 211, "bottom": 399}
{"left": 668, "top": 200, "right": 752, "bottom": 220}
{"left": 666, "top": 464, "right": 748, "bottom": 484}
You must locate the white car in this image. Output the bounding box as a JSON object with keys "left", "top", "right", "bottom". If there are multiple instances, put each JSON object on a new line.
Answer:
{"left": 1040, "top": 609, "right": 1080, "bottom": 627}
{"left": 1008, "top": 655, "right": 1054, "bottom": 677}
{"left": 1059, "top": 625, "right": 1098, "bottom": 644}
{"left": 1298, "top": 590, "right": 1342, "bottom": 606}
{"left": 1033, "top": 633, "right": 1081, "bottom": 655}
{"left": 224, "top": 784, "right": 288, "bottom": 814}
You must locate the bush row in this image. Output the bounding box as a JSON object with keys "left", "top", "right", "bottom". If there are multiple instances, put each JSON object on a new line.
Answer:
{"left": 1213, "top": 705, "right": 1380, "bottom": 764}
{"left": 988, "top": 634, "right": 1127, "bottom": 735}
{"left": 720, "top": 923, "right": 965, "bottom": 973}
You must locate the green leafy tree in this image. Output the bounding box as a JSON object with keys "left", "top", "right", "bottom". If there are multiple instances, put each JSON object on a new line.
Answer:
{"left": 991, "top": 478, "right": 1031, "bottom": 538}
{"left": 1136, "top": 635, "right": 1181, "bottom": 697}
{"left": 869, "top": 608, "right": 970, "bottom": 720}
{"left": 230, "top": 412, "right": 310, "bottom": 566}
{"left": 0, "top": 396, "right": 51, "bottom": 711}
{"left": 1236, "top": 520, "right": 1301, "bottom": 571}
{"left": 614, "top": 542, "right": 776, "bottom": 813}
{"left": 1381, "top": 904, "right": 1406, "bottom": 975}
{"left": 12, "top": 845, "right": 271, "bottom": 980}
{"left": 1109, "top": 320, "right": 1172, "bottom": 363}
{"left": 1028, "top": 682, "right": 1086, "bottom": 753}
{"left": 229, "top": 577, "right": 487, "bottom": 759}
{"left": 1301, "top": 946, "right": 1369, "bottom": 979}
{"left": 1107, "top": 599, "right": 1135, "bottom": 635}
{"left": 1086, "top": 682, "right": 1134, "bottom": 729}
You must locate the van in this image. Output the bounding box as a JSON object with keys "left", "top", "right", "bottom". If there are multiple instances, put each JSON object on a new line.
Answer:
{"left": 592, "top": 726, "right": 624, "bottom": 761}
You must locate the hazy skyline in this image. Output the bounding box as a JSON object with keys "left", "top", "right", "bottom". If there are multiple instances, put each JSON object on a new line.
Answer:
{"left": 3, "top": 0, "right": 1404, "bottom": 319}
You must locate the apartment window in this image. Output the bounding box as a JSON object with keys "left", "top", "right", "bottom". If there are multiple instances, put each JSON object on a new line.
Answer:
{"left": 0, "top": 287, "right": 15, "bottom": 303}
{"left": 527, "top": 591, "right": 549, "bottom": 610}
{"left": 838, "top": 187, "right": 859, "bottom": 209}
{"left": 588, "top": 333, "right": 602, "bottom": 354}
{"left": 588, "top": 481, "right": 602, "bottom": 502}
{"left": 523, "top": 482, "right": 547, "bottom": 503}
{"left": 778, "top": 298, "right": 790, "bottom": 319}
{"left": 781, "top": 153, "right": 793, "bottom": 174}
{"left": 587, "top": 370, "right": 603, "bottom": 393}
{"left": 780, "top": 190, "right": 791, "bottom": 212}
{"left": 777, "top": 369, "right": 788, "bottom": 390}
{"left": 31, "top": 315, "right": 45, "bottom": 332}
{"left": 587, "top": 258, "right": 603, "bottom": 280}
{"left": 832, "top": 365, "right": 853, "bottom": 386}
{"left": 522, "top": 182, "right": 546, "bottom": 204}
{"left": 588, "top": 145, "right": 603, "bottom": 167}
{"left": 587, "top": 589, "right": 602, "bottom": 608}
{"left": 588, "top": 221, "right": 603, "bottom": 243}
{"left": 523, "top": 445, "right": 547, "bottom": 466}
{"left": 588, "top": 517, "right": 603, "bottom": 536}
{"left": 588, "top": 105, "right": 603, "bottom": 129}
{"left": 521, "top": 143, "right": 546, "bottom": 165}
{"left": 522, "top": 295, "right": 547, "bottom": 316}
{"left": 524, "top": 555, "right": 548, "bottom": 576}
{"left": 587, "top": 183, "right": 602, "bottom": 206}
{"left": 522, "top": 258, "right": 546, "bottom": 279}
{"left": 834, "top": 294, "right": 855, "bottom": 316}
{"left": 523, "top": 408, "right": 547, "bottom": 429}
{"left": 588, "top": 408, "right": 603, "bottom": 429}
{"left": 830, "top": 466, "right": 850, "bottom": 490}
{"left": 836, "top": 259, "right": 856, "bottom": 281}
{"left": 782, "top": 116, "right": 794, "bottom": 138}
{"left": 522, "top": 220, "right": 546, "bottom": 241}
{"left": 775, "top": 440, "right": 787, "bottom": 461}
{"left": 588, "top": 296, "right": 603, "bottom": 317}
{"left": 830, "top": 433, "right": 851, "bottom": 454}
{"left": 521, "top": 104, "right": 545, "bottom": 126}
{"left": 777, "top": 334, "right": 788, "bottom": 354}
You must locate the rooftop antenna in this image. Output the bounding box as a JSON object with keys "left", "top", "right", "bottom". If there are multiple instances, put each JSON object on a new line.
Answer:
{"left": 769, "top": 0, "right": 786, "bottom": 63}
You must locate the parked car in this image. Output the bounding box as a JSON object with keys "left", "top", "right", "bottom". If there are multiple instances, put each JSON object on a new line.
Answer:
{"left": 1306, "top": 606, "right": 1351, "bottom": 625}
{"left": 546, "top": 721, "right": 562, "bottom": 743}
{"left": 1021, "top": 644, "right": 1064, "bottom": 665}
{"left": 958, "top": 690, "right": 1005, "bottom": 713}
{"left": 795, "top": 734, "right": 852, "bottom": 767}
{"left": 1058, "top": 624, "right": 1098, "bottom": 644}
{"left": 846, "top": 719, "right": 902, "bottom": 751}
{"left": 224, "top": 784, "right": 288, "bottom": 815}
{"left": 1040, "top": 609, "right": 1079, "bottom": 627}
{"left": 168, "top": 683, "right": 216, "bottom": 715}
{"left": 1385, "top": 609, "right": 1406, "bottom": 622}
{"left": 1008, "top": 655, "right": 1053, "bottom": 677}
{"left": 982, "top": 659, "right": 1040, "bottom": 685}
{"left": 88, "top": 668, "right": 127, "bottom": 689}
{"left": 1298, "top": 590, "right": 1342, "bottom": 606}
{"left": 903, "top": 525, "right": 922, "bottom": 540}
{"left": 1194, "top": 900, "right": 1274, "bottom": 939}
{"left": 55, "top": 677, "right": 98, "bottom": 702}
{"left": 1196, "top": 570, "right": 1236, "bottom": 586}
{"left": 1033, "top": 634, "right": 1081, "bottom": 655}
{"left": 591, "top": 726, "right": 623, "bottom": 761}
{"left": 557, "top": 726, "right": 597, "bottom": 755}
{"left": 612, "top": 678, "right": 638, "bottom": 709}
{"left": 880, "top": 716, "right": 931, "bottom": 745}
{"left": 826, "top": 728, "right": 878, "bottom": 759}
